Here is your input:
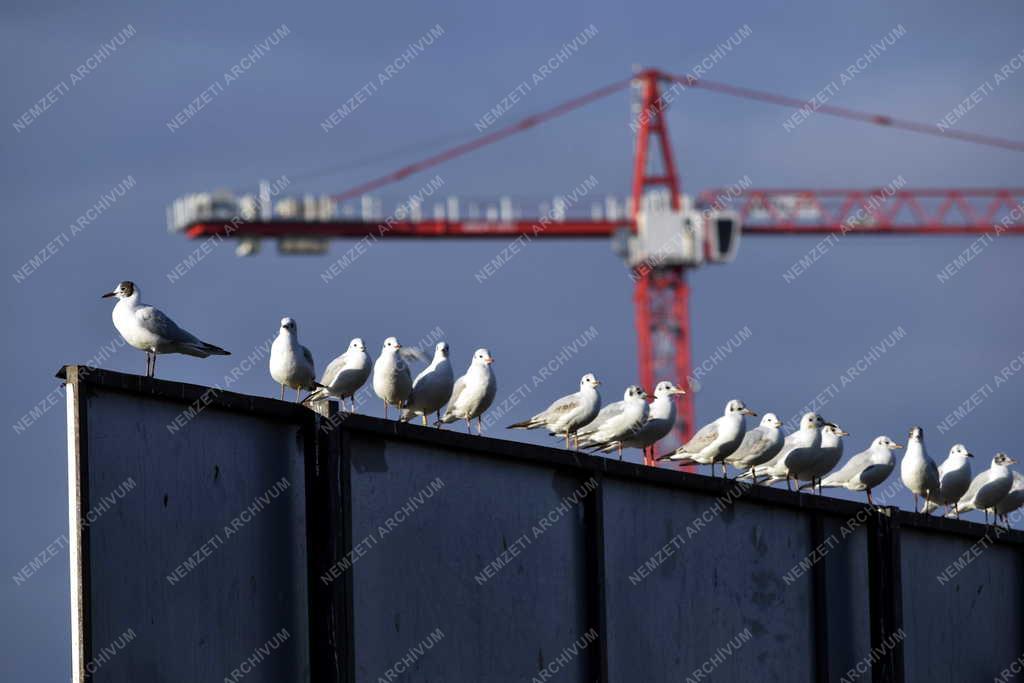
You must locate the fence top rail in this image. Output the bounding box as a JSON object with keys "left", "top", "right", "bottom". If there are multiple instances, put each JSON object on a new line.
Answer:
{"left": 59, "top": 364, "right": 1024, "bottom": 545}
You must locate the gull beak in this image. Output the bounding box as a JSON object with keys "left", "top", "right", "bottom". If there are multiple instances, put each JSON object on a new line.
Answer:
{"left": 486, "top": 357, "right": 495, "bottom": 364}
{"left": 101, "top": 291, "right": 116, "bottom": 298}
{"left": 1008, "top": 457, "right": 1019, "bottom": 465}
{"left": 594, "top": 380, "right": 602, "bottom": 385}
{"left": 671, "top": 388, "right": 687, "bottom": 395}
{"left": 394, "top": 343, "right": 402, "bottom": 349}
{"left": 967, "top": 452, "right": 975, "bottom": 458}
{"left": 891, "top": 443, "right": 903, "bottom": 450}
{"left": 742, "top": 408, "right": 757, "bottom": 416}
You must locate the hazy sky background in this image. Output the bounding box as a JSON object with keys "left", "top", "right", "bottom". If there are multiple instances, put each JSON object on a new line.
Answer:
{"left": 3, "top": 1, "right": 1023, "bottom": 678}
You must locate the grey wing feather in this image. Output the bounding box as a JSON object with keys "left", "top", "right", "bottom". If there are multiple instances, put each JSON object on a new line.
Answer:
{"left": 828, "top": 449, "right": 873, "bottom": 483}
{"left": 577, "top": 401, "right": 625, "bottom": 436}
{"left": 137, "top": 306, "right": 201, "bottom": 344}
{"left": 960, "top": 471, "right": 990, "bottom": 503}
{"left": 399, "top": 347, "right": 428, "bottom": 363}
{"left": 443, "top": 375, "right": 467, "bottom": 416}
{"left": 542, "top": 394, "right": 581, "bottom": 420}
{"left": 679, "top": 422, "right": 718, "bottom": 454}
{"left": 301, "top": 345, "right": 315, "bottom": 373}
{"left": 320, "top": 354, "right": 350, "bottom": 384}
{"left": 732, "top": 428, "right": 771, "bottom": 459}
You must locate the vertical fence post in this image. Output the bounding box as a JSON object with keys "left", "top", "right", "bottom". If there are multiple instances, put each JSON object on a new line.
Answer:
{"left": 866, "top": 507, "right": 904, "bottom": 683}
{"left": 582, "top": 473, "right": 608, "bottom": 683}
{"left": 810, "top": 513, "right": 830, "bottom": 682}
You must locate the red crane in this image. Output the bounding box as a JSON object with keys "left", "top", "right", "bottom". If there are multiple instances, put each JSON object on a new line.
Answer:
{"left": 178, "top": 68, "right": 1024, "bottom": 459}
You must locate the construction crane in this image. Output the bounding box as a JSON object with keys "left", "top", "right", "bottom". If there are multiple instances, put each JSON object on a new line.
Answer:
{"left": 169, "top": 67, "right": 1024, "bottom": 458}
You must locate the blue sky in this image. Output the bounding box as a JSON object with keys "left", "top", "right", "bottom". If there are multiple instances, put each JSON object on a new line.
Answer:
{"left": 2, "top": 0, "right": 1023, "bottom": 677}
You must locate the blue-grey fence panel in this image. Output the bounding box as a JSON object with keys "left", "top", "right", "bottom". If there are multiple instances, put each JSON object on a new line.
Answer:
{"left": 75, "top": 383, "right": 310, "bottom": 682}
{"left": 600, "top": 477, "right": 815, "bottom": 682}
{"left": 820, "top": 519, "right": 872, "bottom": 679}
{"left": 344, "top": 433, "right": 591, "bottom": 682}
{"left": 900, "top": 527, "right": 1024, "bottom": 682}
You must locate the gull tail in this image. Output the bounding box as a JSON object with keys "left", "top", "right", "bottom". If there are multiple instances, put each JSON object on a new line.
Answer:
{"left": 656, "top": 452, "right": 690, "bottom": 463}
{"left": 508, "top": 418, "right": 540, "bottom": 430}
{"left": 300, "top": 382, "right": 332, "bottom": 405}
{"left": 200, "top": 341, "right": 230, "bottom": 356}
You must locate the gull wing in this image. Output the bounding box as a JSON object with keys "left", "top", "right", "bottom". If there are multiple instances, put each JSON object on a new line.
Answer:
{"left": 136, "top": 306, "right": 201, "bottom": 345}
{"left": 678, "top": 420, "right": 719, "bottom": 454}
{"left": 320, "top": 353, "right": 352, "bottom": 385}
{"left": 577, "top": 401, "right": 625, "bottom": 436}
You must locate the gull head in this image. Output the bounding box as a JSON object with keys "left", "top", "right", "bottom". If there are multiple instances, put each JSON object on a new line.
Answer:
{"left": 814, "top": 414, "right": 826, "bottom": 428}
{"left": 279, "top": 317, "right": 297, "bottom": 333}
{"left": 799, "top": 412, "right": 820, "bottom": 431}
{"left": 473, "top": 348, "right": 494, "bottom": 365}
{"left": 725, "top": 399, "right": 756, "bottom": 417}
{"left": 760, "top": 413, "right": 783, "bottom": 429}
{"left": 949, "top": 443, "right": 973, "bottom": 459}
{"left": 579, "top": 373, "right": 601, "bottom": 390}
{"left": 349, "top": 338, "right": 367, "bottom": 352}
{"left": 823, "top": 423, "right": 849, "bottom": 438}
{"left": 872, "top": 436, "right": 902, "bottom": 451}
{"left": 435, "top": 341, "right": 450, "bottom": 358}
{"left": 653, "top": 381, "right": 686, "bottom": 398}
{"left": 101, "top": 280, "right": 136, "bottom": 300}
{"left": 382, "top": 336, "right": 402, "bottom": 352}
{"left": 622, "top": 385, "right": 645, "bottom": 401}
{"left": 908, "top": 426, "right": 923, "bottom": 442}
{"left": 993, "top": 452, "right": 1018, "bottom": 467}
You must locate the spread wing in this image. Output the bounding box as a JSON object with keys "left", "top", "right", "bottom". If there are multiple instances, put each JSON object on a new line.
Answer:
{"left": 679, "top": 420, "right": 719, "bottom": 454}
{"left": 136, "top": 306, "right": 200, "bottom": 345}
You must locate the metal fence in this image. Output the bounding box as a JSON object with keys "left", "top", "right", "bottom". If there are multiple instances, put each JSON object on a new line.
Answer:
{"left": 62, "top": 365, "right": 1024, "bottom": 682}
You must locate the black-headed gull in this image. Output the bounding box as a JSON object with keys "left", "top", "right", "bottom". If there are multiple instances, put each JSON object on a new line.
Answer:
{"left": 593, "top": 380, "right": 685, "bottom": 464}
{"left": 922, "top": 444, "right": 974, "bottom": 517}
{"left": 436, "top": 348, "right": 496, "bottom": 434}
{"left": 725, "top": 412, "right": 784, "bottom": 481}
{"left": 507, "top": 373, "right": 601, "bottom": 448}
{"left": 749, "top": 413, "right": 823, "bottom": 489}
{"left": 577, "top": 385, "right": 649, "bottom": 459}
{"left": 821, "top": 435, "right": 902, "bottom": 505}
{"left": 953, "top": 452, "right": 1017, "bottom": 526}
{"left": 995, "top": 471, "right": 1024, "bottom": 528}
{"left": 795, "top": 423, "right": 848, "bottom": 493}
{"left": 270, "top": 317, "right": 317, "bottom": 402}
{"left": 660, "top": 399, "right": 756, "bottom": 477}
{"left": 899, "top": 426, "right": 941, "bottom": 513}
{"left": 401, "top": 341, "right": 455, "bottom": 426}
{"left": 373, "top": 337, "right": 413, "bottom": 419}
{"left": 103, "top": 280, "right": 229, "bottom": 377}
{"left": 302, "top": 337, "right": 371, "bottom": 411}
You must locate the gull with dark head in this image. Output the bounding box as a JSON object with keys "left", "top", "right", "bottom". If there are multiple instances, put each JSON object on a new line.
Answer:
{"left": 995, "top": 472, "right": 1024, "bottom": 529}
{"left": 726, "top": 413, "right": 784, "bottom": 481}
{"left": 508, "top": 373, "right": 601, "bottom": 449}
{"left": 659, "top": 399, "right": 756, "bottom": 477}
{"left": 592, "top": 381, "right": 685, "bottom": 464}
{"left": 270, "top": 317, "right": 317, "bottom": 402}
{"left": 746, "top": 412, "right": 822, "bottom": 488}
{"left": 795, "top": 423, "right": 848, "bottom": 493}
{"left": 103, "top": 280, "right": 230, "bottom": 377}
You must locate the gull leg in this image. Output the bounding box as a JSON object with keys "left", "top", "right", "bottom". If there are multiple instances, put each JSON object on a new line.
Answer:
{"left": 913, "top": 494, "right": 918, "bottom": 514}
{"left": 422, "top": 415, "right": 427, "bottom": 426}
{"left": 477, "top": 417, "right": 483, "bottom": 435}
{"left": 151, "top": 352, "right": 157, "bottom": 378}
{"left": 786, "top": 476, "right": 792, "bottom": 492}
{"left": 465, "top": 418, "right": 471, "bottom": 434}
{"left": 296, "top": 387, "right": 301, "bottom": 403}
{"left": 565, "top": 433, "right": 570, "bottom": 449}
{"left": 867, "top": 489, "right": 874, "bottom": 506}
{"left": 384, "top": 402, "right": 389, "bottom": 420}
{"left": 954, "top": 503, "right": 959, "bottom": 519}
{"left": 721, "top": 462, "right": 728, "bottom": 479}
{"left": 280, "top": 384, "right": 285, "bottom": 401}
{"left": 436, "top": 410, "right": 442, "bottom": 428}
{"left": 617, "top": 444, "right": 623, "bottom": 460}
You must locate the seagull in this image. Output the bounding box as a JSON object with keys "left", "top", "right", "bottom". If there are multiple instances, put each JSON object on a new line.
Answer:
{"left": 507, "top": 373, "right": 602, "bottom": 448}
{"left": 592, "top": 381, "right": 685, "bottom": 464}
{"left": 577, "top": 386, "right": 649, "bottom": 459}
{"left": 747, "top": 413, "right": 822, "bottom": 489}
{"left": 400, "top": 341, "right": 455, "bottom": 426}
{"left": 270, "top": 317, "right": 317, "bottom": 402}
{"left": 795, "top": 423, "right": 848, "bottom": 493}
{"left": 373, "top": 337, "right": 414, "bottom": 419}
{"left": 953, "top": 452, "right": 1017, "bottom": 525}
{"left": 658, "top": 399, "right": 756, "bottom": 477}
{"left": 995, "top": 472, "right": 1024, "bottom": 529}
{"left": 899, "top": 426, "right": 941, "bottom": 513}
{"left": 302, "top": 337, "right": 372, "bottom": 411}
{"left": 102, "top": 280, "right": 229, "bottom": 377}
{"left": 820, "top": 435, "right": 902, "bottom": 505}
{"left": 725, "top": 413, "right": 784, "bottom": 481}
{"left": 921, "top": 444, "right": 974, "bottom": 517}
{"left": 436, "top": 348, "right": 496, "bottom": 434}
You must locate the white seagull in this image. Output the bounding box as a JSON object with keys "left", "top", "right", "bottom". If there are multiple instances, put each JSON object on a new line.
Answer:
{"left": 659, "top": 399, "right": 756, "bottom": 477}
{"left": 577, "top": 385, "right": 650, "bottom": 459}
{"left": 953, "top": 452, "right": 1017, "bottom": 525}
{"left": 725, "top": 413, "right": 785, "bottom": 480}
{"left": 821, "top": 435, "right": 902, "bottom": 505}
{"left": 899, "top": 426, "right": 941, "bottom": 513}
{"left": 400, "top": 341, "right": 455, "bottom": 426}
{"left": 373, "top": 337, "right": 414, "bottom": 419}
{"left": 795, "top": 423, "right": 848, "bottom": 493}
{"left": 436, "top": 348, "right": 496, "bottom": 434}
{"left": 749, "top": 413, "right": 823, "bottom": 489}
{"left": 995, "top": 472, "right": 1024, "bottom": 529}
{"left": 507, "top": 373, "right": 602, "bottom": 449}
{"left": 302, "top": 338, "right": 372, "bottom": 411}
{"left": 921, "top": 444, "right": 974, "bottom": 517}
{"left": 269, "top": 317, "right": 317, "bottom": 402}
{"left": 103, "top": 280, "right": 229, "bottom": 377}
{"left": 592, "top": 381, "right": 686, "bottom": 464}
